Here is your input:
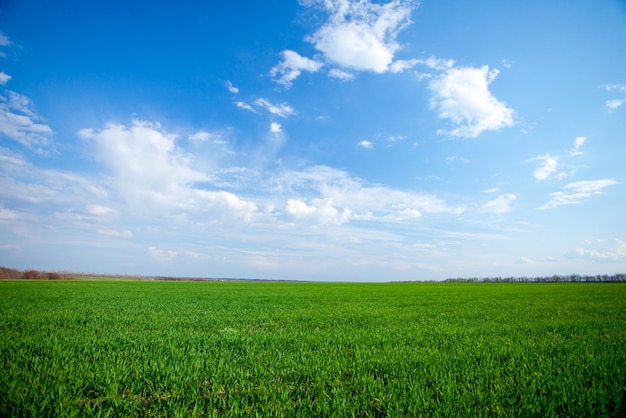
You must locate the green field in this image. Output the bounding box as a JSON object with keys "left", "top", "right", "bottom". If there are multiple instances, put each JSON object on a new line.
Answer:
{"left": 1, "top": 281, "right": 625, "bottom": 416}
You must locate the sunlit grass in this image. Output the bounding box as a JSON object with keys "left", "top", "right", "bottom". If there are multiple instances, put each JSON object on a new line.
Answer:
{"left": 1, "top": 281, "right": 625, "bottom": 416}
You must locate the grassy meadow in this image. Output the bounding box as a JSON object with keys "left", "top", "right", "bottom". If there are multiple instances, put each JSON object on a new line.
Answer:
{"left": 1, "top": 280, "right": 625, "bottom": 416}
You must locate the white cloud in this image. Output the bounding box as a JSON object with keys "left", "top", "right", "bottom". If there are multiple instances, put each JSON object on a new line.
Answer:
{"left": 0, "top": 89, "right": 53, "bottom": 150}
{"left": 286, "top": 197, "right": 351, "bottom": 225}
{"left": 226, "top": 81, "right": 239, "bottom": 94}
{"left": 0, "top": 206, "right": 17, "bottom": 220}
{"left": 78, "top": 120, "right": 210, "bottom": 209}
{"left": 389, "top": 59, "right": 418, "bottom": 73}
{"left": 97, "top": 228, "right": 132, "bottom": 238}
{"left": 0, "top": 33, "right": 10, "bottom": 47}
{"left": 328, "top": 68, "right": 355, "bottom": 81}
{"left": 188, "top": 131, "right": 211, "bottom": 141}
{"left": 274, "top": 165, "right": 460, "bottom": 224}
{"left": 482, "top": 188, "right": 500, "bottom": 193}
{"left": 255, "top": 98, "right": 295, "bottom": 118}
{"left": 516, "top": 256, "right": 534, "bottom": 264}
{"left": 189, "top": 130, "right": 226, "bottom": 144}
{"left": 532, "top": 153, "right": 558, "bottom": 180}
{"left": 603, "top": 84, "right": 626, "bottom": 92}
{"left": 235, "top": 101, "right": 255, "bottom": 112}
{"left": 270, "top": 122, "right": 282, "bottom": 134}
{"left": 605, "top": 99, "right": 625, "bottom": 111}
{"left": 390, "top": 56, "right": 455, "bottom": 73}
{"left": 304, "top": 0, "right": 415, "bottom": 73}
{"left": 0, "top": 72, "right": 11, "bottom": 85}
{"left": 358, "top": 140, "right": 373, "bottom": 149}
{"left": 428, "top": 66, "right": 516, "bottom": 138}
{"left": 570, "top": 136, "right": 586, "bottom": 156}
{"left": 445, "top": 156, "right": 469, "bottom": 164}
{"left": 482, "top": 193, "right": 516, "bottom": 214}
{"left": 572, "top": 239, "right": 626, "bottom": 262}
{"left": 536, "top": 179, "right": 618, "bottom": 210}
{"left": 270, "top": 50, "right": 323, "bottom": 88}
{"left": 196, "top": 190, "right": 258, "bottom": 222}
{"left": 148, "top": 246, "right": 179, "bottom": 262}
{"left": 87, "top": 205, "right": 117, "bottom": 216}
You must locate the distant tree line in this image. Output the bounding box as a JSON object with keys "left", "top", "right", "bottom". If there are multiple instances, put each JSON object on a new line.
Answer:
{"left": 0, "top": 267, "right": 68, "bottom": 281}
{"left": 445, "top": 273, "right": 626, "bottom": 283}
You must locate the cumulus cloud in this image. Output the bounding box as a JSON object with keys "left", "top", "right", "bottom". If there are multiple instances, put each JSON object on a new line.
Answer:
{"left": 78, "top": 120, "right": 259, "bottom": 221}
{"left": 358, "top": 140, "right": 373, "bottom": 149}
{"left": 303, "top": 0, "right": 415, "bottom": 73}
{"left": 255, "top": 98, "right": 295, "bottom": 118}
{"left": 78, "top": 120, "right": 207, "bottom": 198}
{"left": 270, "top": 50, "right": 323, "bottom": 88}
{"left": 428, "top": 66, "right": 516, "bottom": 138}
{"left": 536, "top": 179, "right": 618, "bottom": 210}
{"left": 0, "top": 89, "right": 53, "bottom": 151}
{"left": 270, "top": 122, "right": 282, "bottom": 134}
{"left": 531, "top": 153, "right": 558, "bottom": 180}
{"left": 286, "top": 197, "right": 351, "bottom": 225}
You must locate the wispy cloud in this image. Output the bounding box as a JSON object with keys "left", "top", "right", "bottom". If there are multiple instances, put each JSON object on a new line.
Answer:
{"left": 328, "top": 68, "right": 355, "bottom": 81}
{"left": 603, "top": 84, "right": 626, "bottom": 92}
{"left": 0, "top": 32, "right": 10, "bottom": 47}
{"left": 531, "top": 153, "right": 558, "bottom": 180}
{"left": 536, "top": 179, "right": 618, "bottom": 210}
{"left": 428, "top": 66, "right": 516, "bottom": 138}
{"left": 270, "top": 50, "right": 323, "bottom": 88}
{"left": 571, "top": 238, "right": 626, "bottom": 262}
{"left": 0, "top": 72, "right": 11, "bottom": 85}
{"left": 569, "top": 136, "right": 587, "bottom": 156}
{"left": 0, "top": 87, "right": 54, "bottom": 152}
{"left": 255, "top": 99, "right": 295, "bottom": 118}
{"left": 482, "top": 193, "right": 517, "bottom": 214}
{"left": 235, "top": 101, "right": 255, "bottom": 112}
{"left": 605, "top": 99, "right": 625, "bottom": 111}
{"left": 189, "top": 130, "right": 225, "bottom": 143}
{"left": 389, "top": 56, "right": 455, "bottom": 73}
{"left": 445, "top": 156, "right": 469, "bottom": 164}
{"left": 303, "top": 0, "right": 416, "bottom": 73}
{"left": 225, "top": 81, "right": 239, "bottom": 94}
{"left": 358, "top": 140, "right": 373, "bottom": 149}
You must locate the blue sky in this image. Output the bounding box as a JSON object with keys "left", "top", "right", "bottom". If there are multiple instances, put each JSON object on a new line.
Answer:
{"left": 1, "top": 0, "right": 625, "bottom": 281}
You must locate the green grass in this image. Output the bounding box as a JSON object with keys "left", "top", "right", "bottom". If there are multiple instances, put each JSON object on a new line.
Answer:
{"left": 1, "top": 281, "right": 625, "bottom": 416}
